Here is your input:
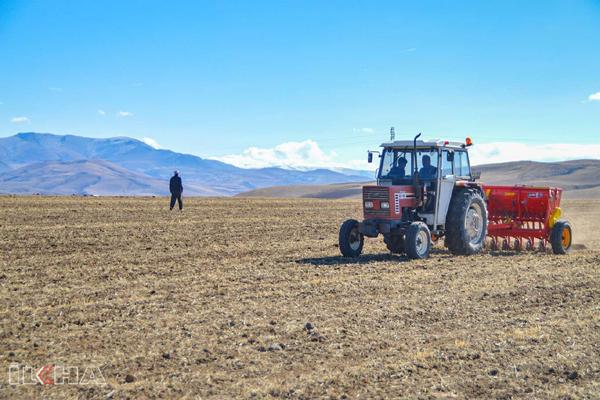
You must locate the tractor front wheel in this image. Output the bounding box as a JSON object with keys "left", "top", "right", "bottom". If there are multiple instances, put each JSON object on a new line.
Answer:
{"left": 550, "top": 220, "right": 572, "bottom": 255}
{"left": 445, "top": 189, "right": 488, "bottom": 255}
{"left": 339, "top": 219, "right": 364, "bottom": 257}
{"left": 384, "top": 234, "right": 405, "bottom": 254}
{"left": 405, "top": 222, "right": 431, "bottom": 260}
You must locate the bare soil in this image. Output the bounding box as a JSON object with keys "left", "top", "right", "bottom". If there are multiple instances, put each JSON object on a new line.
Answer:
{"left": 0, "top": 196, "right": 599, "bottom": 399}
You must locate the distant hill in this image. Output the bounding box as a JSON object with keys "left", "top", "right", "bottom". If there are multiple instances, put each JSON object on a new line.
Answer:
{"left": 237, "top": 160, "right": 600, "bottom": 199}
{"left": 0, "top": 159, "right": 217, "bottom": 196}
{"left": 472, "top": 160, "right": 600, "bottom": 199}
{"left": 0, "top": 132, "right": 368, "bottom": 196}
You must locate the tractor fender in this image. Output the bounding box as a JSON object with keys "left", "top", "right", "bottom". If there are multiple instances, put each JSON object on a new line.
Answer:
{"left": 455, "top": 181, "right": 484, "bottom": 195}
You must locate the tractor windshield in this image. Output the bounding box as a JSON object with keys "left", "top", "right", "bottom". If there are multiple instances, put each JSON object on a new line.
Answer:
{"left": 379, "top": 147, "right": 439, "bottom": 184}
{"left": 416, "top": 149, "right": 438, "bottom": 181}
{"left": 378, "top": 148, "right": 415, "bottom": 184}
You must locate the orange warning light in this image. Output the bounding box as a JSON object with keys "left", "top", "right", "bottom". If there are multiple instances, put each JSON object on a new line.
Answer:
{"left": 466, "top": 137, "right": 473, "bottom": 146}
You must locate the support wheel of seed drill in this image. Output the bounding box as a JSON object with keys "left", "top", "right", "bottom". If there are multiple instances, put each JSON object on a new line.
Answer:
{"left": 538, "top": 241, "right": 546, "bottom": 252}
{"left": 339, "top": 219, "right": 364, "bottom": 257}
{"left": 405, "top": 222, "right": 431, "bottom": 260}
{"left": 550, "top": 220, "right": 572, "bottom": 255}
{"left": 502, "top": 239, "right": 509, "bottom": 250}
{"left": 525, "top": 240, "right": 533, "bottom": 251}
{"left": 489, "top": 237, "right": 498, "bottom": 251}
{"left": 514, "top": 239, "right": 521, "bottom": 252}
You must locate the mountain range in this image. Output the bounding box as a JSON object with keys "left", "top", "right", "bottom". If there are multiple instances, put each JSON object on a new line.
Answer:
{"left": 4, "top": 132, "right": 597, "bottom": 198}
{"left": 0, "top": 132, "right": 370, "bottom": 196}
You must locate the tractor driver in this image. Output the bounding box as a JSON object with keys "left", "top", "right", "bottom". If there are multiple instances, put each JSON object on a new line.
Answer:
{"left": 387, "top": 157, "right": 407, "bottom": 179}
{"left": 419, "top": 155, "right": 438, "bottom": 180}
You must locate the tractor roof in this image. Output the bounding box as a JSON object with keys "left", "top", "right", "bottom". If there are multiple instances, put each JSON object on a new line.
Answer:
{"left": 380, "top": 139, "right": 466, "bottom": 150}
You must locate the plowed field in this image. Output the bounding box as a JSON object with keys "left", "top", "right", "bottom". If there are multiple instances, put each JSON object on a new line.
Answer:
{"left": 1, "top": 197, "right": 599, "bottom": 398}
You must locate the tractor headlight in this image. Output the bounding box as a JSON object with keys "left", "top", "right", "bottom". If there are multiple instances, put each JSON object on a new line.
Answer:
{"left": 380, "top": 201, "right": 390, "bottom": 209}
{"left": 364, "top": 201, "right": 374, "bottom": 209}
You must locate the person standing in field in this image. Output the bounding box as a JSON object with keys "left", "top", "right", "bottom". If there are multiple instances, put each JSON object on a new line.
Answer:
{"left": 169, "top": 170, "right": 183, "bottom": 211}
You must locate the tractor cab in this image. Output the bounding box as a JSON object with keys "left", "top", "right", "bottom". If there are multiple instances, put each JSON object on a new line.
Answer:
{"left": 377, "top": 143, "right": 473, "bottom": 185}
{"left": 372, "top": 136, "right": 480, "bottom": 231}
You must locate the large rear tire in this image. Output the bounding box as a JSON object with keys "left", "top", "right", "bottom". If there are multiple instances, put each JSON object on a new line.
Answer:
{"left": 384, "top": 234, "right": 405, "bottom": 254}
{"left": 445, "top": 188, "right": 488, "bottom": 255}
{"left": 405, "top": 222, "right": 431, "bottom": 260}
{"left": 550, "top": 220, "right": 571, "bottom": 255}
{"left": 339, "top": 219, "right": 364, "bottom": 257}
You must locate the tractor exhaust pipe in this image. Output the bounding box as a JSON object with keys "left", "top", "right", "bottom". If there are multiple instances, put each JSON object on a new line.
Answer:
{"left": 413, "top": 133, "right": 422, "bottom": 205}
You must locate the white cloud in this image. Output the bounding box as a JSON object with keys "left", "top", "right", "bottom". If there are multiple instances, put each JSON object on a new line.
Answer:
{"left": 117, "top": 111, "right": 132, "bottom": 117}
{"left": 212, "top": 139, "right": 600, "bottom": 173}
{"left": 10, "top": 117, "right": 30, "bottom": 123}
{"left": 470, "top": 142, "right": 600, "bottom": 166}
{"left": 140, "top": 137, "right": 163, "bottom": 149}
{"left": 401, "top": 47, "right": 416, "bottom": 52}
{"left": 352, "top": 128, "right": 374, "bottom": 133}
{"left": 589, "top": 92, "right": 600, "bottom": 101}
{"left": 98, "top": 109, "right": 106, "bottom": 115}
{"left": 211, "top": 139, "right": 375, "bottom": 171}
{"left": 0, "top": 101, "right": 3, "bottom": 105}
{"left": 48, "top": 87, "right": 62, "bottom": 92}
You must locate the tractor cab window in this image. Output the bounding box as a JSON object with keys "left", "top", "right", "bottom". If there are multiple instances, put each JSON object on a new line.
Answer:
{"left": 455, "top": 151, "right": 471, "bottom": 178}
{"left": 416, "top": 149, "right": 438, "bottom": 181}
{"left": 442, "top": 150, "right": 454, "bottom": 177}
{"left": 379, "top": 148, "right": 414, "bottom": 184}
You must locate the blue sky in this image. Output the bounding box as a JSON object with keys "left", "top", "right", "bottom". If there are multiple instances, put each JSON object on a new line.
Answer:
{"left": 0, "top": 0, "right": 599, "bottom": 168}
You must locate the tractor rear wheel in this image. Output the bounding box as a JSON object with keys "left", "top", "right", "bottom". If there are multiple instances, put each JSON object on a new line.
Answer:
{"left": 384, "top": 234, "right": 405, "bottom": 254}
{"left": 339, "top": 219, "right": 364, "bottom": 257}
{"left": 445, "top": 188, "right": 488, "bottom": 255}
{"left": 550, "top": 220, "right": 572, "bottom": 255}
{"left": 405, "top": 222, "right": 431, "bottom": 260}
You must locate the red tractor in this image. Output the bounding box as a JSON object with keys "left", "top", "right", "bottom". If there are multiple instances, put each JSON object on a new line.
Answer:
{"left": 339, "top": 132, "right": 572, "bottom": 259}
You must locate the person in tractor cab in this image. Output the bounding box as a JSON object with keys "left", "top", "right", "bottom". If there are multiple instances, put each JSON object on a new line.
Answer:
{"left": 387, "top": 157, "right": 407, "bottom": 179}
{"left": 169, "top": 170, "right": 184, "bottom": 211}
{"left": 419, "top": 155, "right": 437, "bottom": 180}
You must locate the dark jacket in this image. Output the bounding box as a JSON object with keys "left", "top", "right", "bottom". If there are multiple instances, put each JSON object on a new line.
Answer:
{"left": 419, "top": 165, "right": 437, "bottom": 180}
{"left": 170, "top": 176, "right": 183, "bottom": 194}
